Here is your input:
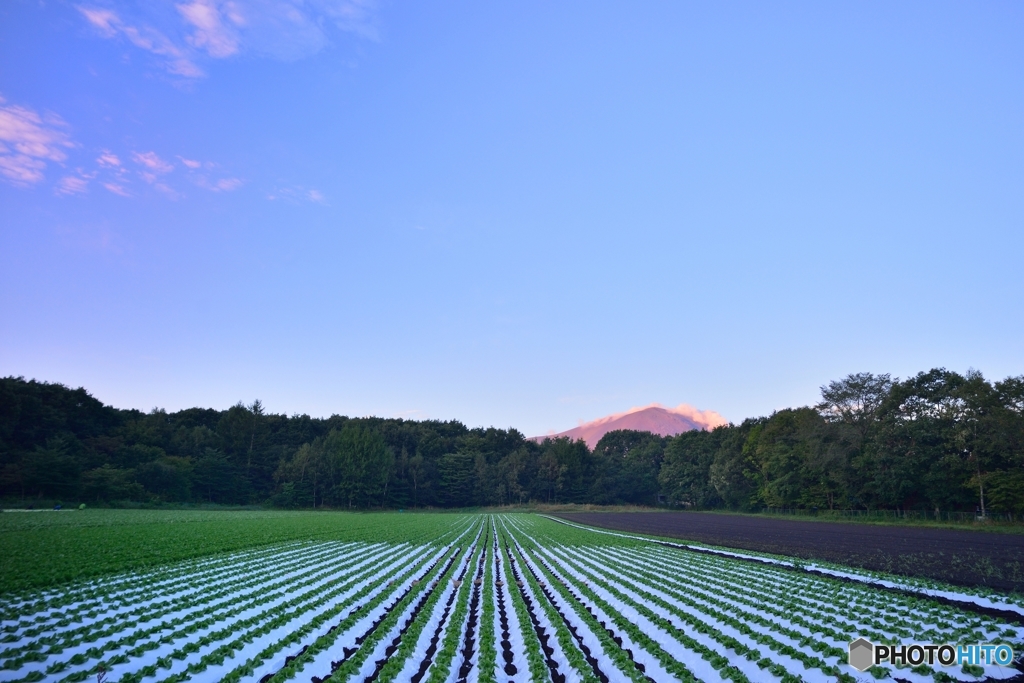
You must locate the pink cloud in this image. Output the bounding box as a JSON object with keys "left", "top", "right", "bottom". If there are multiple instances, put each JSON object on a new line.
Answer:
{"left": 103, "top": 182, "right": 130, "bottom": 196}
{"left": 132, "top": 151, "right": 174, "bottom": 174}
{"left": 315, "top": 0, "right": 379, "bottom": 41}
{"left": 212, "top": 177, "right": 242, "bottom": 191}
{"left": 78, "top": 1, "right": 382, "bottom": 79}
{"left": 267, "top": 185, "right": 326, "bottom": 203}
{"left": 665, "top": 403, "right": 729, "bottom": 428}
{"left": 0, "top": 155, "right": 46, "bottom": 185}
{"left": 88, "top": 148, "right": 240, "bottom": 198}
{"left": 97, "top": 150, "right": 121, "bottom": 167}
{"left": 0, "top": 98, "right": 75, "bottom": 186}
{"left": 77, "top": 6, "right": 204, "bottom": 78}
{"left": 196, "top": 175, "right": 243, "bottom": 191}
{"left": 57, "top": 176, "right": 89, "bottom": 195}
{"left": 154, "top": 182, "right": 181, "bottom": 199}
{"left": 177, "top": 0, "right": 239, "bottom": 58}
{"left": 77, "top": 7, "right": 120, "bottom": 35}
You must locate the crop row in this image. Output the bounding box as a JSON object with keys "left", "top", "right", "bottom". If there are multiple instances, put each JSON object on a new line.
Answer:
{"left": 2, "top": 514, "right": 1021, "bottom": 682}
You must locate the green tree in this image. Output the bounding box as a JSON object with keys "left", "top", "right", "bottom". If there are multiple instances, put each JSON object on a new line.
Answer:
{"left": 744, "top": 408, "right": 827, "bottom": 509}
{"left": 192, "top": 448, "right": 243, "bottom": 504}
{"left": 495, "top": 447, "right": 532, "bottom": 506}
{"left": 984, "top": 470, "right": 1024, "bottom": 513}
{"left": 861, "top": 369, "right": 974, "bottom": 511}
{"left": 80, "top": 465, "right": 145, "bottom": 502}
{"left": 407, "top": 451, "right": 432, "bottom": 507}
{"left": 589, "top": 430, "right": 664, "bottom": 505}
{"left": 438, "top": 452, "right": 475, "bottom": 507}
{"left": 817, "top": 372, "right": 893, "bottom": 444}
{"left": 21, "top": 435, "right": 83, "bottom": 499}
{"left": 659, "top": 427, "right": 724, "bottom": 508}
{"left": 136, "top": 456, "right": 192, "bottom": 501}
{"left": 709, "top": 419, "right": 761, "bottom": 509}
{"left": 274, "top": 439, "right": 325, "bottom": 507}
{"left": 325, "top": 424, "right": 393, "bottom": 508}
{"left": 473, "top": 452, "right": 493, "bottom": 506}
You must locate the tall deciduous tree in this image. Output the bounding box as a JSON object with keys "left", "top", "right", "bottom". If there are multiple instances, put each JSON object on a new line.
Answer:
{"left": 659, "top": 427, "right": 723, "bottom": 508}
{"left": 438, "top": 452, "right": 475, "bottom": 507}
{"left": 325, "top": 424, "right": 393, "bottom": 508}
{"left": 589, "top": 430, "right": 664, "bottom": 505}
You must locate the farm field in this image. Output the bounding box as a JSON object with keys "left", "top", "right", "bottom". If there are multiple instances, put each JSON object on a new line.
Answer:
{"left": 0, "top": 510, "right": 471, "bottom": 594}
{"left": 1, "top": 512, "right": 1023, "bottom": 683}
{"left": 556, "top": 512, "right": 1024, "bottom": 593}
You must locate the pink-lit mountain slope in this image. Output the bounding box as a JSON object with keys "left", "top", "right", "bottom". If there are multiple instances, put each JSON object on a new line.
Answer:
{"left": 531, "top": 404, "right": 728, "bottom": 449}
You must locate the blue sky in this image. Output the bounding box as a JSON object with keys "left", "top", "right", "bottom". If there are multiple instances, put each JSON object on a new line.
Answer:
{"left": 2, "top": 1, "right": 1022, "bottom": 436}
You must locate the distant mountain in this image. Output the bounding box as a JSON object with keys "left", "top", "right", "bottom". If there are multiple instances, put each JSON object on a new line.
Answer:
{"left": 531, "top": 404, "right": 728, "bottom": 449}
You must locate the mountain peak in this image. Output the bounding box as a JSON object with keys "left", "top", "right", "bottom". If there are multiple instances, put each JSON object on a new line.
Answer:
{"left": 531, "top": 403, "right": 728, "bottom": 449}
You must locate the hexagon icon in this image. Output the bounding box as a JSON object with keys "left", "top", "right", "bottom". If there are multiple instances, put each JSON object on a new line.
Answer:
{"left": 848, "top": 638, "right": 874, "bottom": 672}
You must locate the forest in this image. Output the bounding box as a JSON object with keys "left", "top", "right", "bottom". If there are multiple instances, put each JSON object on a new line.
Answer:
{"left": 1, "top": 368, "right": 1022, "bottom": 513}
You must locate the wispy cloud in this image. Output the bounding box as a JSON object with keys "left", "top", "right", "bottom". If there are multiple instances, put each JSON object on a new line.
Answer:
{"left": 57, "top": 175, "right": 90, "bottom": 195}
{"left": 132, "top": 150, "right": 174, "bottom": 174}
{"left": 267, "top": 185, "right": 327, "bottom": 204}
{"left": 0, "top": 96, "right": 277, "bottom": 201}
{"left": 311, "top": 0, "right": 378, "bottom": 41}
{"left": 121, "top": 150, "right": 245, "bottom": 195}
{"left": 0, "top": 155, "right": 45, "bottom": 186}
{"left": 77, "top": 6, "right": 204, "bottom": 78}
{"left": 0, "top": 97, "right": 75, "bottom": 186}
{"left": 103, "top": 181, "right": 131, "bottom": 197}
{"left": 177, "top": 0, "right": 240, "bottom": 58}
{"left": 153, "top": 182, "right": 181, "bottom": 199}
{"left": 97, "top": 150, "right": 122, "bottom": 167}
{"left": 77, "top": 1, "right": 377, "bottom": 78}
{"left": 132, "top": 150, "right": 181, "bottom": 191}
{"left": 200, "top": 176, "right": 244, "bottom": 191}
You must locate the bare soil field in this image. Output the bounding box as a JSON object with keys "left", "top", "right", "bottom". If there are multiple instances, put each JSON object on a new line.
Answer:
{"left": 556, "top": 511, "right": 1024, "bottom": 592}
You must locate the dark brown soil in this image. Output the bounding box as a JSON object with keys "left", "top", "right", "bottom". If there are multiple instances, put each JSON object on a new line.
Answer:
{"left": 555, "top": 512, "right": 1024, "bottom": 593}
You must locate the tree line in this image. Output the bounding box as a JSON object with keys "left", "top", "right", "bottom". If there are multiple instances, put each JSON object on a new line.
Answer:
{"left": 1, "top": 368, "right": 1022, "bottom": 513}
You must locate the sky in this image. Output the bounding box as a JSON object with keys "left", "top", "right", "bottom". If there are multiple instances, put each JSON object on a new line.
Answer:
{"left": 1, "top": 1, "right": 1022, "bottom": 436}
